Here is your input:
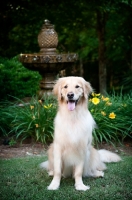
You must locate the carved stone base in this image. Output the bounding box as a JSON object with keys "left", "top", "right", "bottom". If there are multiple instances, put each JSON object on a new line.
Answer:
{"left": 38, "top": 72, "right": 56, "bottom": 97}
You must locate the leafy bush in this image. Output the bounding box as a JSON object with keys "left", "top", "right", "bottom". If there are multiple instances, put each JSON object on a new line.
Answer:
{"left": 0, "top": 96, "right": 57, "bottom": 143}
{"left": 0, "top": 101, "right": 14, "bottom": 137}
{"left": 0, "top": 93, "right": 131, "bottom": 145}
{"left": 122, "top": 71, "right": 132, "bottom": 93}
{"left": 0, "top": 56, "right": 41, "bottom": 100}
{"left": 89, "top": 92, "right": 132, "bottom": 145}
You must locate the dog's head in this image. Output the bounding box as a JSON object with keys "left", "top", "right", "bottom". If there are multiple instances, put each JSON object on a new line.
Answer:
{"left": 53, "top": 76, "right": 93, "bottom": 111}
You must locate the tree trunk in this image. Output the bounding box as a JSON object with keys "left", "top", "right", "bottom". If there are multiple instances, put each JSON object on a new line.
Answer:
{"left": 96, "top": 10, "right": 108, "bottom": 94}
{"left": 79, "top": 58, "right": 84, "bottom": 77}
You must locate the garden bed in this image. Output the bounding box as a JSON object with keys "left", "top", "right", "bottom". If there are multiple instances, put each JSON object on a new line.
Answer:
{"left": 0, "top": 138, "right": 132, "bottom": 159}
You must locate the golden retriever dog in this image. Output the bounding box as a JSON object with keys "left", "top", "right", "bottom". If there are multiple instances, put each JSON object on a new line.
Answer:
{"left": 40, "top": 76, "right": 121, "bottom": 191}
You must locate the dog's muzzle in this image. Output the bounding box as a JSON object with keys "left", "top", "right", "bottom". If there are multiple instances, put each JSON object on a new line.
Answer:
{"left": 67, "top": 92, "right": 78, "bottom": 111}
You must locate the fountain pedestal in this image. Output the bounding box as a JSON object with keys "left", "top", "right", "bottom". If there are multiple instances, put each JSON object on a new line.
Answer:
{"left": 39, "top": 72, "right": 56, "bottom": 96}
{"left": 19, "top": 20, "right": 78, "bottom": 97}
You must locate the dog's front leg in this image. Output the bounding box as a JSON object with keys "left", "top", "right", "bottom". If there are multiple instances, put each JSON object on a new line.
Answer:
{"left": 47, "top": 143, "right": 62, "bottom": 190}
{"left": 74, "top": 161, "right": 90, "bottom": 191}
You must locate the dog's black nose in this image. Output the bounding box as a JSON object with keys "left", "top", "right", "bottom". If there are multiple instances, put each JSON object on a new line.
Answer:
{"left": 67, "top": 92, "right": 74, "bottom": 99}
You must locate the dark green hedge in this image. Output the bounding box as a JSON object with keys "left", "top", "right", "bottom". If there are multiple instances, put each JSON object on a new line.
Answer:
{"left": 0, "top": 56, "right": 41, "bottom": 100}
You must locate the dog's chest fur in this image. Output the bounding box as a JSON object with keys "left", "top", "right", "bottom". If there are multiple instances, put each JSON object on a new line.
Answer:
{"left": 54, "top": 106, "right": 94, "bottom": 149}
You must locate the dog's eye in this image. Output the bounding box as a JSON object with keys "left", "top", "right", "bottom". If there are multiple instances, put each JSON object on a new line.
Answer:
{"left": 75, "top": 85, "right": 79, "bottom": 88}
{"left": 64, "top": 85, "right": 68, "bottom": 89}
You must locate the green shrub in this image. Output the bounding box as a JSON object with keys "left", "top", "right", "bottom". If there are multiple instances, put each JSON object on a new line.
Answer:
{"left": 0, "top": 93, "right": 131, "bottom": 145}
{"left": 0, "top": 56, "right": 41, "bottom": 100}
{"left": 0, "top": 96, "right": 57, "bottom": 143}
{"left": 122, "top": 71, "right": 132, "bottom": 93}
{"left": 0, "top": 101, "right": 14, "bottom": 137}
{"left": 89, "top": 92, "right": 132, "bottom": 145}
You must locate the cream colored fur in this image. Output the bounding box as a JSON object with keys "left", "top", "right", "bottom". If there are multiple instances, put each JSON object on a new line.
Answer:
{"left": 40, "top": 76, "right": 121, "bottom": 191}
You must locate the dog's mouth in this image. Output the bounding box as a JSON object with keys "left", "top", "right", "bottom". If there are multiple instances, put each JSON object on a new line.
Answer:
{"left": 67, "top": 100, "right": 78, "bottom": 111}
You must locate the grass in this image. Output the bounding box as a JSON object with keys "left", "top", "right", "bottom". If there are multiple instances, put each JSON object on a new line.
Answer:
{"left": 0, "top": 155, "right": 132, "bottom": 200}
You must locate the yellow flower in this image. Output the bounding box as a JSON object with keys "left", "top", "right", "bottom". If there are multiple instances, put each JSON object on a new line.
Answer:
{"left": 30, "top": 105, "right": 34, "bottom": 110}
{"left": 91, "top": 97, "right": 100, "bottom": 105}
{"left": 32, "top": 115, "right": 35, "bottom": 120}
{"left": 106, "top": 102, "right": 112, "bottom": 106}
{"left": 92, "top": 93, "right": 100, "bottom": 97}
{"left": 101, "top": 111, "right": 106, "bottom": 116}
{"left": 123, "top": 104, "right": 127, "bottom": 107}
{"left": 90, "top": 109, "right": 94, "bottom": 113}
{"left": 35, "top": 124, "right": 39, "bottom": 128}
{"left": 44, "top": 104, "right": 52, "bottom": 109}
{"left": 109, "top": 112, "right": 116, "bottom": 119}
{"left": 38, "top": 100, "right": 42, "bottom": 104}
{"left": 95, "top": 93, "right": 100, "bottom": 96}
{"left": 102, "top": 96, "right": 109, "bottom": 101}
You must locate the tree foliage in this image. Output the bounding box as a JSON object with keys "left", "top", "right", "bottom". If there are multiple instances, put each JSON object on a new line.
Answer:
{"left": 0, "top": 0, "right": 132, "bottom": 92}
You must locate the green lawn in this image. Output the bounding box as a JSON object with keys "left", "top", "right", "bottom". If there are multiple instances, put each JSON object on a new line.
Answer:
{"left": 0, "top": 155, "right": 132, "bottom": 200}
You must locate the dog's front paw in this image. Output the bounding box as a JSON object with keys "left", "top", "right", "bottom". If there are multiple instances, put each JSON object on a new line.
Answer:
{"left": 48, "top": 170, "right": 53, "bottom": 176}
{"left": 47, "top": 180, "right": 60, "bottom": 190}
{"left": 96, "top": 170, "right": 104, "bottom": 177}
{"left": 75, "top": 183, "right": 90, "bottom": 191}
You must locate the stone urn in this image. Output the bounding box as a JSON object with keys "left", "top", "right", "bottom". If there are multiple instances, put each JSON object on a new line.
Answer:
{"left": 19, "top": 20, "right": 78, "bottom": 96}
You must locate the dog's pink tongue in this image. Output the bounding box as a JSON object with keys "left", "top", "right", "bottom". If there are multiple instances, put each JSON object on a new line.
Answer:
{"left": 68, "top": 101, "right": 75, "bottom": 111}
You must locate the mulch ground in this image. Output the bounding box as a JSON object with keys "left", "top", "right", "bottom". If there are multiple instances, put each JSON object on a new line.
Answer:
{"left": 0, "top": 138, "right": 132, "bottom": 159}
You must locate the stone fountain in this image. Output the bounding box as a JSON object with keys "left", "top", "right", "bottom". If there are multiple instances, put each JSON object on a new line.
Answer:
{"left": 19, "top": 19, "right": 78, "bottom": 96}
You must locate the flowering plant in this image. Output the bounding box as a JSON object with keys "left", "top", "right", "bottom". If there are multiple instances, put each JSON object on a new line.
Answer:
{"left": 89, "top": 93, "right": 132, "bottom": 145}
{"left": 0, "top": 93, "right": 131, "bottom": 145}
{"left": 6, "top": 96, "right": 57, "bottom": 144}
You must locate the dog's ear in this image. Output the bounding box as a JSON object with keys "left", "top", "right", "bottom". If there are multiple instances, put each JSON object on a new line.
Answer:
{"left": 53, "top": 79, "right": 62, "bottom": 100}
{"left": 83, "top": 81, "right": 93, "bottom": 99}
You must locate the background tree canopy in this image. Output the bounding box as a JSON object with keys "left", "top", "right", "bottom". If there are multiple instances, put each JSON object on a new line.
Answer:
{"left": 0, "top": 0, "right": 132, "bottom": 93}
